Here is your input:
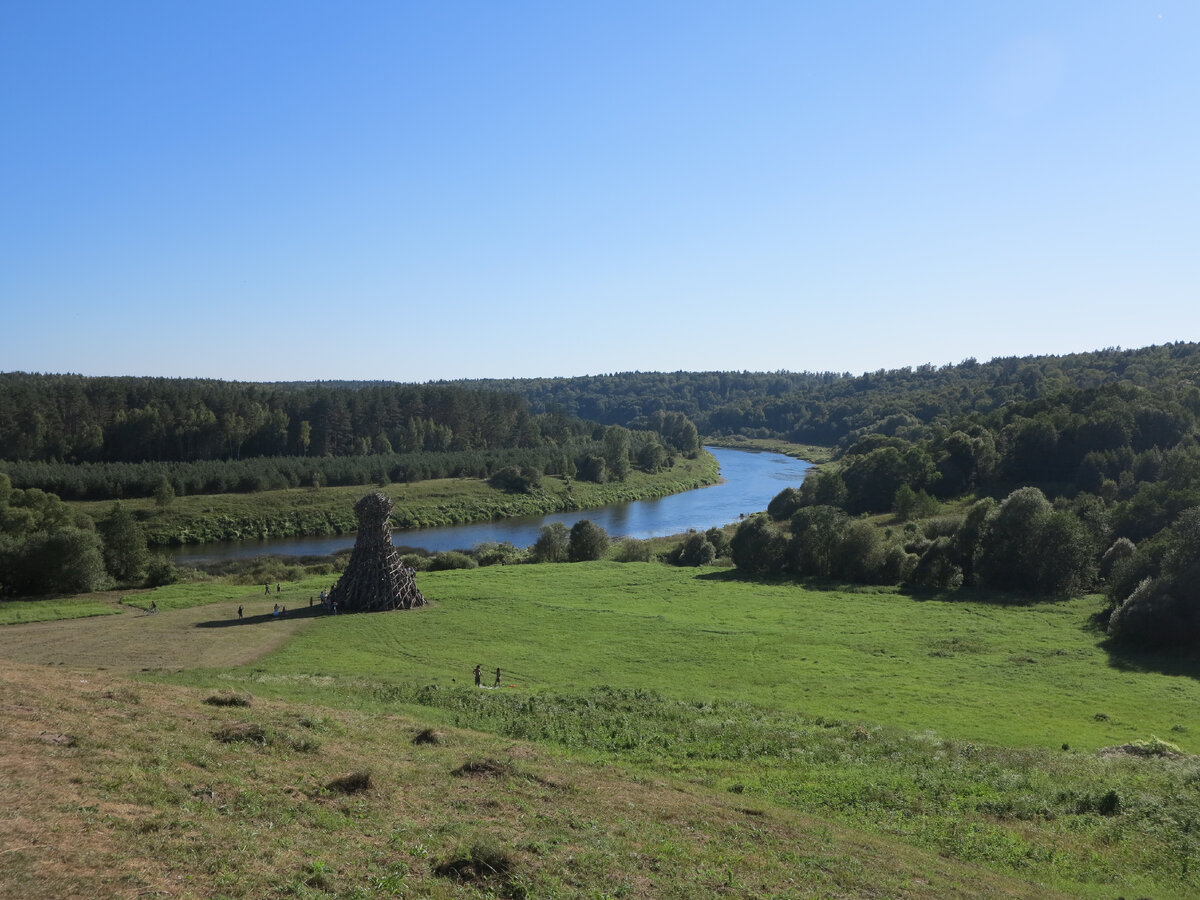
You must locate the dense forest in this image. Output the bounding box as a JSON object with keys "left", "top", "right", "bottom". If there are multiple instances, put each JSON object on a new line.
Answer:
{"left": 0, "top": 376, "right": 701, "bottom": 500}
{"left": 0, "top": 376, "right": 544, "bottom": 462}
{"left": 457, "top": 344, "right": 1200, "bottom": 450}
{"left": 710, "top": 342, "right": 1200, "bottom": 652}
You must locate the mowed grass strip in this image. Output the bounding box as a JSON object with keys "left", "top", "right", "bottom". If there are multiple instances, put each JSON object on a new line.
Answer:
{"left": 0, "top": 580, "right": 330, "bottom": 670}
{"left": 0, "top": 659, "right": 1060, "bottom": 900}
{"left": 0, "top": 591, "right": 127, "bottom": 625}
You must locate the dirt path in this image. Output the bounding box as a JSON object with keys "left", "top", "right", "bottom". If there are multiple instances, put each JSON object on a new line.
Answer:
{"left": 0, "top": 602, "right": 317, "bottom": 671}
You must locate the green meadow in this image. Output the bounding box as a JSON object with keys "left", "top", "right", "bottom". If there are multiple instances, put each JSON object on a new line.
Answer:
{"left": 156, "top": 563, "right": 1200, "bottom": 898}
{"left": 216, "top": 563, "right": 1198, "bottom": 753}
{"left": 6, "top": 562, "right": 1200, "bottom": 897}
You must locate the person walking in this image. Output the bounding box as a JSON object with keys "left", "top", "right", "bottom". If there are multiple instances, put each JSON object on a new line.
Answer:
{"left": 473, "top": 664, "right": 482, "bottom": 687}
{"left": 494, "top": 667, "right": 501, "bottom": 687}
{"left": 237, "top": 605, "right": 243, "bottom": 619}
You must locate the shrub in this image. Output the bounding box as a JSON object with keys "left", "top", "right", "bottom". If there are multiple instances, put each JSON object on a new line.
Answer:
{"left": 427, "top": 551, "right": 478, "bottom": 571}
{"left": 787, "top": 506, "right": 849, "bottom": 576}
{"left": 704, "top": 526, "right": 732, "bottom": 558}
{"left": 473, "top": 541, "right": 523, "bottom": 566}
{"left": 615, "top": 538, "right": 653, "bottom": 562}
{"left": 910, "top": 537, "right": 964, "bottom": 590}
{"left": 144, "top": 555, "right": 180, "bottom": 587}
{"left": 568, "top": 520, "right": 609, "bottom": 562}
{"left": 767, "top": 487, "right": 804, "bottom": 520}
{"left": 488, "top": 466, "right": 542, "bottom": 494}
{"left": 400, "top": 552, "right": 431, "bottom": 572}
{"left": 1100, "top": 537, "right": 1136, "bottom": 580}
{"left": 669, "top": 533, "right": 716, "bottom": 567}
{"left": 0, "top": 527, "right": 109, "bottom": 596}
{"left": 830, "top": 520, "right": 885, "bottom": 582}
{"left": 530, "top": 522, "right": 569, "bottom": 563}
{"left": 730, "top": 514, "right": 787, "bottom": 575}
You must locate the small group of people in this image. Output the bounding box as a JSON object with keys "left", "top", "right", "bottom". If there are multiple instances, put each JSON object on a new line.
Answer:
{"left": 235, "top": 583, "right": 341, "bottom": 621}
{"left": 473, "top": 664, "right": 503, "bottom": 688}
{"left": 316, "top": 587, "right": 339, "bottom": 614}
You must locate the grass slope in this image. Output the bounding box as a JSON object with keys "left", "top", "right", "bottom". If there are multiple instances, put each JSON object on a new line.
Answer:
{"left": 4, "top": 564, "right": 1200, "bottom": 897}
{"left": 1, "top": 660, "right": 1061, "bottom": 900}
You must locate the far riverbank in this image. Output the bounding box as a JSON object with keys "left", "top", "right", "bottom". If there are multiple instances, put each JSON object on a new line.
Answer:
{"left": 167, "top": 446, "right": 813, "bottom": 562}
{"left": 70, "top": 452, "right": 723, "bottom": 547}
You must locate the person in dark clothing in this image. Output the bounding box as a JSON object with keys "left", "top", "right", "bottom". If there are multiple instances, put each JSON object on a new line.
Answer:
{"left": 473, "top": 664, "right": 482, "bottom": 687}
{"left": 494, "top": 668, "right": 501, "bottom": 687}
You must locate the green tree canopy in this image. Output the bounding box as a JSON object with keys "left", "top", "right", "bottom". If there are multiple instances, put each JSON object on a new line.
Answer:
{"left": 568, "top": 520, "right": 610, "bottom": 562}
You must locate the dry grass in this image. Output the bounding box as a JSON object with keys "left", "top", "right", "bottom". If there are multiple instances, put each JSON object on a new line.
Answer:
{"left": 0, "top": 596, "right": 315, "bottom": 671}
{"left": 0, "top": 658, "right": 1068, "bottom": 899}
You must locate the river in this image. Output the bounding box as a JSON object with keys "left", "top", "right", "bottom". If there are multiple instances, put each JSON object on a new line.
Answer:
{"left": 167, "top": 446, "right": 810, "bottom": 563}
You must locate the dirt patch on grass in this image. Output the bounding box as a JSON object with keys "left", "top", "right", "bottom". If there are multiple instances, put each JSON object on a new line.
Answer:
{"left": 205, "top": 691, "right": 252, "bottom": 707}
{"left": 213, "top": 721, "right": 269, "bottom": 744}
{"left": 433, "top": 841, "right": 521, "bottom": 892}
{"left": 0, "top": 599, "right": 315, "bottom": 671}
{"left": 326, "top": 771, "right": 372, "bottom": 794}
{"left": 452, "top": 758, "right": 517, "bottom": 779}
{"left": 412, "top": 727, "right": 444, "bottom": 745}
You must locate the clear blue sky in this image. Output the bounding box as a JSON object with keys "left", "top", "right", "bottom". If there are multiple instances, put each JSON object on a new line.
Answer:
{"left": 2, "top": 1, "right": 1196, "bottom": 382}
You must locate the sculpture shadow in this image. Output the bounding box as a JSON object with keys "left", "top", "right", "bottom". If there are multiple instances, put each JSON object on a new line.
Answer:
{"left": 194, "top": 605, "right": 327, "bottom": 629}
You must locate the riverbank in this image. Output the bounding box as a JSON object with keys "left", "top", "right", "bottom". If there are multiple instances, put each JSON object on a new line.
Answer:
{"left": 703, "top": 434, "right": 836, "bottom": 463}
{"left": 69, "top": 451, "right": 721, "bottom": 546}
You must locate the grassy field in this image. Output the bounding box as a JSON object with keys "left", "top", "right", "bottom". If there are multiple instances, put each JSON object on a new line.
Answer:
{"left": 225, "top": 564, "right": 1200, "bottom": 753}
{"left": 68, "top": 454, "right": 721, "bottom": 546}
{"left": 3, "top": 563, "right": 1200, "bottom": 897}
{"left": 1, "top": 659, "right": 1065, "bottom": 900}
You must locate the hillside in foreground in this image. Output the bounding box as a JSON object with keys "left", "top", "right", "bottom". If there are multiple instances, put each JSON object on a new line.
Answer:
{"left": 3, "top": 564, "right": 1199, "bottom": 898}
{"left": 2, "top": 657, "right": 1061, "bottom": 900}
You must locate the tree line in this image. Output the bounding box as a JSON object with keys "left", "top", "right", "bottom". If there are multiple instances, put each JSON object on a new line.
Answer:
{"left": 459, "top": 344, "right": 1200, "bottom": 449}
{"left": 721, "top": 343, "right": 1200, "bottom": 652}
{"left": 0, "top": 435, "right": 676, "bottom": 502}
{"left": 0, "top": 373, "right": 702, "bottom": 501}
{"left": 0, "top": 375, "right": 545, "bottom": 463}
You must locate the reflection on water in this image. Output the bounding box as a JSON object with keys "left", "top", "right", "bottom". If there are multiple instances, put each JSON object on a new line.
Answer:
{"left": 167, "top": 447, "right": 810, "bottom": 563}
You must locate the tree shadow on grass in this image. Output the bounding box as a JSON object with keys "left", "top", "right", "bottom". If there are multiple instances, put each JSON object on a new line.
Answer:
{"left": 1098, "top": 635, "right": 1200, "bottom": 680}
{"left": 693, "top": 569, "right": 756, "bottom": 583}
{"left": 194, "top": 605, "right": 327, "bottom": 629}
{"left": 900, "top": 585, "right": 1049, "bottom": 606}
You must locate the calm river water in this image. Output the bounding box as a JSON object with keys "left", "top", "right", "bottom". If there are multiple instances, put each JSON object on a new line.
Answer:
{"left": 167, "top": 447, "right": 810, "bottom": 563}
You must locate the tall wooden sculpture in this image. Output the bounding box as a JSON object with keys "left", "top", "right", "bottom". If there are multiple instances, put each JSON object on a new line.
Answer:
{"left": 327, "top": 492, "right": 426, "bottom": 612}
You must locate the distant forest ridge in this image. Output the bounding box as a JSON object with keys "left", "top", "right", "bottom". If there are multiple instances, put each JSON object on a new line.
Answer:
{"left": 447, "top": 343, "right": 1200, "bottom": 444}
{"left": 3, "top": 343, "right": 1198, "bottom": 466}
{"left": 0, "top": 379, "right": 546, "bottom": 464}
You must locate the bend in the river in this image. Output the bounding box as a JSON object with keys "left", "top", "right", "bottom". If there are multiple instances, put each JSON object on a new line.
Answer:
{"left": 168, "top": 447, "right": 810, "bottom": 563}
